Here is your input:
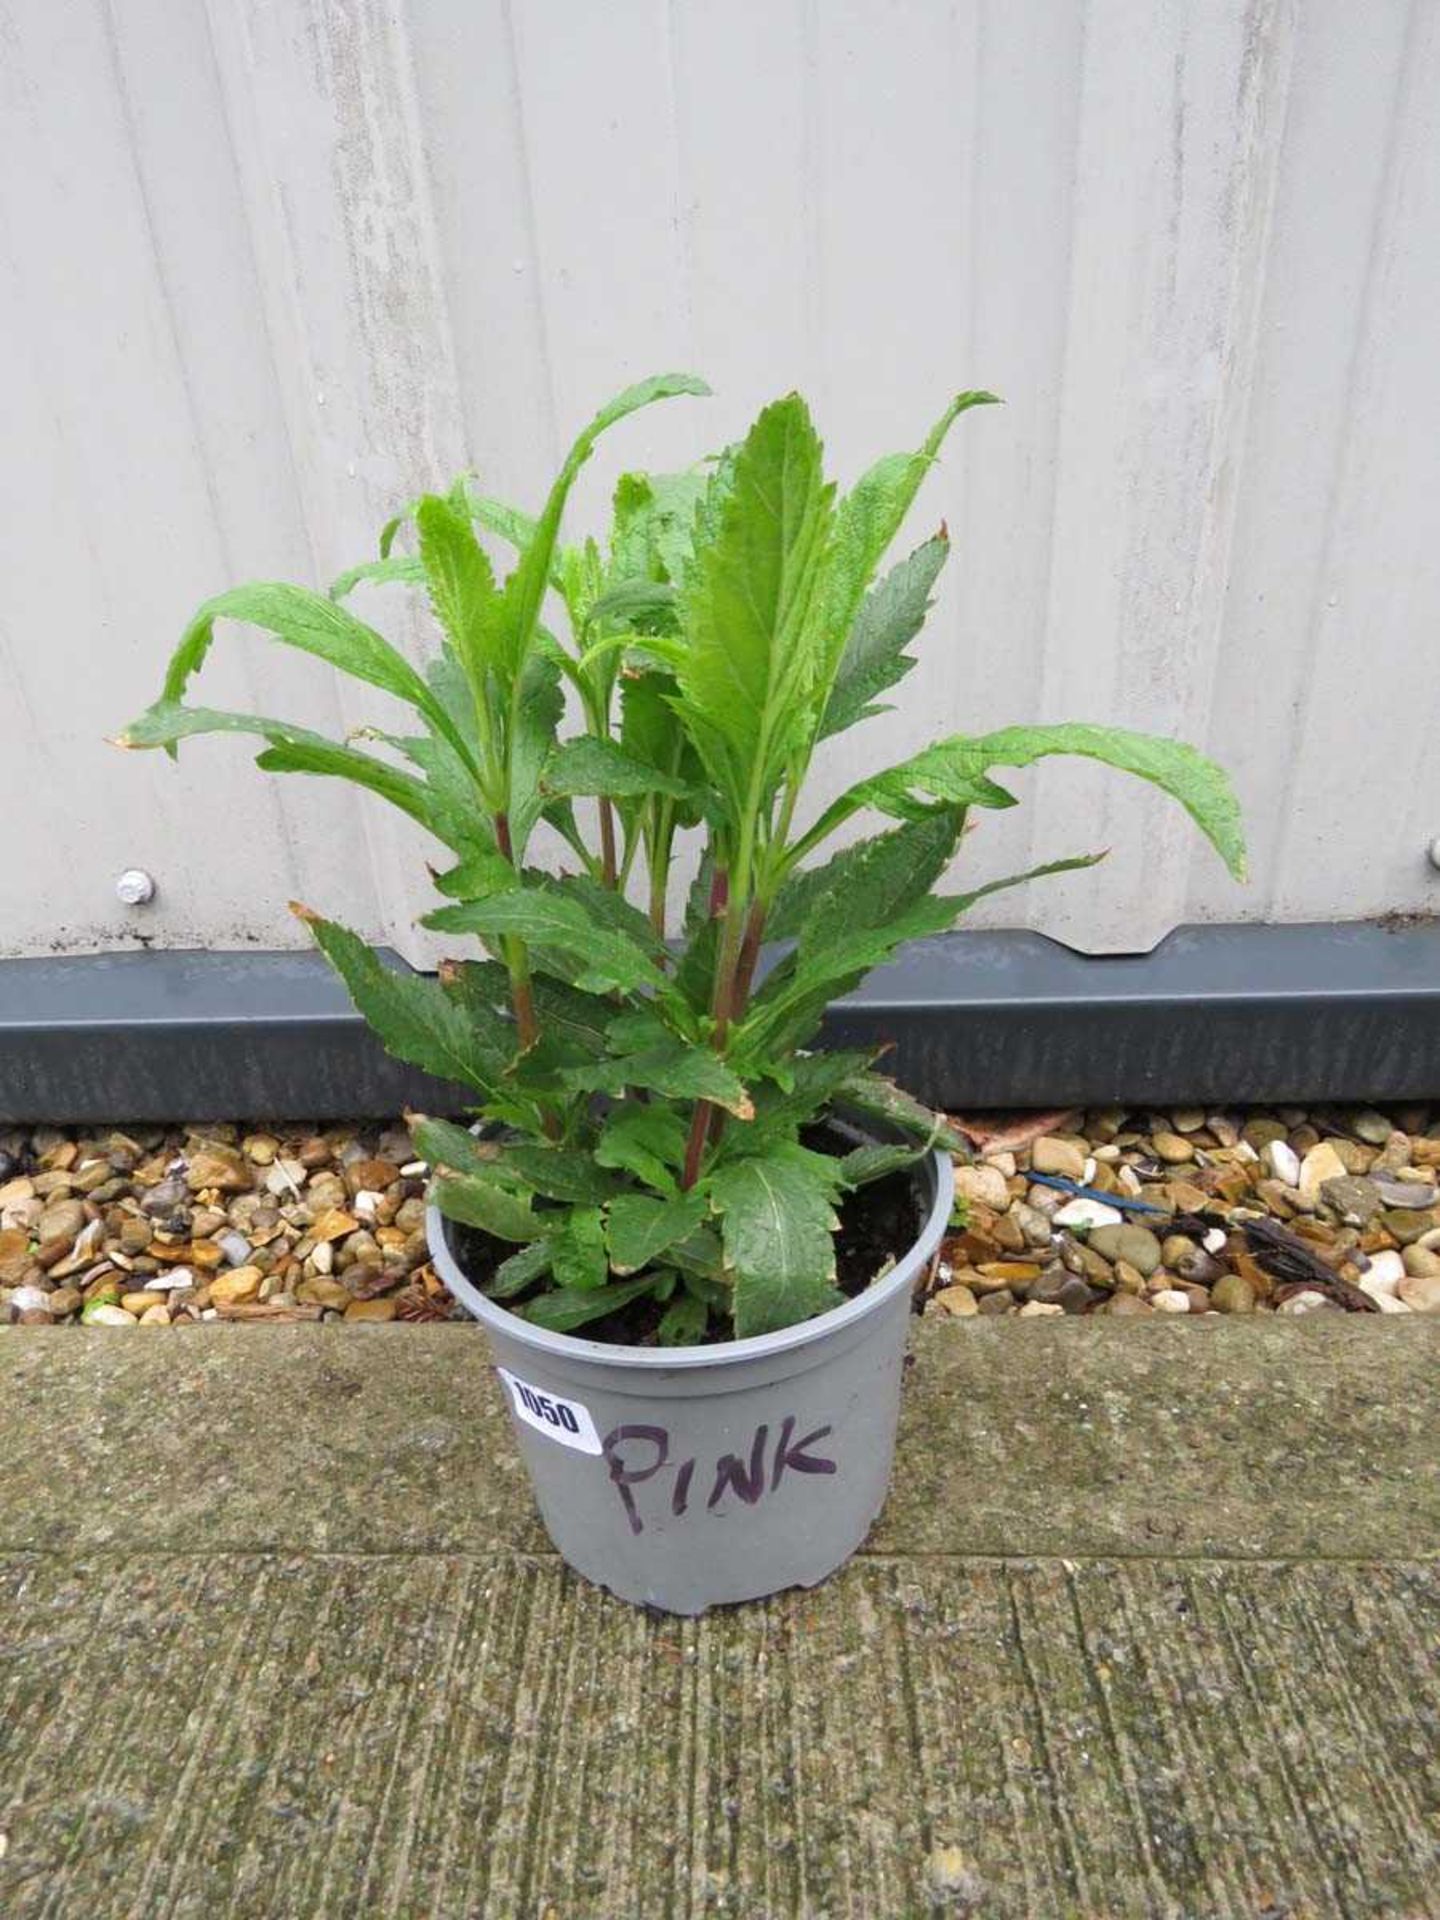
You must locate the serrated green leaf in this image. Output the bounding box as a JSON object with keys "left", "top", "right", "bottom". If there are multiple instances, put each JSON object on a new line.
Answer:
{"left": 585, "top": 577, "right": 679, "bottom": 635}
{"left": 298, "top": 912, "right": 512, "bottom": 1095}
{"left": 564, "top": 1041, "right": 754, "bottom": 1118}
{"left": 821, "top": 533, "right": 948, "bottom": 740}
{"left": 830, "top": 725, "right": 1246, "bottom": 880}
{"left": 464, "top": 491, "right": 542, "bottom": 558}
{"left": 507, "top": 639, "right": 566, "bottom": 856}
{"left": 407, "top": 1114, "right": 498, "bottom": 1177}
{"left": 593, "top": 1106, "right": 688, "bottom": 1195}
{"left": 329, "top": 554, "right": 427, "bottom": 600}
{"left": 606, "top": 1190, "right": 709, "bottom": 1273}
{"left": 746, "top": 855, "right": 1103, "bottom": 1056}
{"left": 723, "top": 1049, "right": 878, "bottom": 1150}
{"left": 814, "top": 392, "right": 999, "bottom": 717}
{"left": 549, "top": 1206, "right": 608, "bottom": 1290}
{"left": 710, "top": 1145, "right": 846, "bottom": 1337}
{"left": 657, "top": 1290, "right": 710, "bottom": 1345}
{"left": 415, "top": 493, "right": 506, "bottom": 692}
{"left": 158, "top": 582, "right": 479, "bottom": 779}
{"left": 432, "top": 851, "right": 521, "bottom": 900}
{"left": 431, "top": 1171, "right": 541, "bottom": 1243}
{"left": 675, "top": 395, "right": 834, "bottom": 811}
{"left": 499, "top": 374, "right": 710, "bottom": 709}
{"left": 444, "top": 961, "right": 610, "bottom": 1061}
{"left": 427, "top": 887, "right": 667, "bottom": 996}
{"left": 833, "top": 1072, "right": 969, "bottom": 1155}
{"left": 542, "top": 734, "right": 698, "bottom": 802}
{"left": 499, "top": 1146, "right": 623, "bottom": 1204}
{"left": 488, "top": 1238, "right": 554, "bottom": 1299}
{"left": 837, "top": 1140, "right": 929, "bottom": 1185}
{"left": 521, "top": 1274, "right": 661, "bottom": 1333}
{"left": 117, "top": 701, "right": 444, "bottom": 838}
{"left": 769, "top": 810, "right": 962, "bottom": 945}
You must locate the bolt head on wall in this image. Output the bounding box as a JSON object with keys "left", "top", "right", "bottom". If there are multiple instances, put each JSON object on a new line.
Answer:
{"left": 115, "top": 869, "right": 156, "bottom": 906}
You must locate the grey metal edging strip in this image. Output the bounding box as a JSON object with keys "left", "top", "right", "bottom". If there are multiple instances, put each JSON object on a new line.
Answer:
{"left": 0, "top": 921, "right": 1436, "bottom": 1122}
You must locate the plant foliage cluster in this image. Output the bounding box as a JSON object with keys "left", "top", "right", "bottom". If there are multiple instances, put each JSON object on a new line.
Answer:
{"left": 120, "top": 375, "right": 1245, "bottom": 1342}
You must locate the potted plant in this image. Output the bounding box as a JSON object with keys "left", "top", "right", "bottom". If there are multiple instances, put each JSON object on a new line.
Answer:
{"left": 119, "top": 373, "right": 1245, "bottom": 1613}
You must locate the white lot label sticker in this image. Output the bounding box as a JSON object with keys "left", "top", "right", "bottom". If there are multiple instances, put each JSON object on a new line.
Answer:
{"left": 496, "top": 1367, "right": 602, "bottom": 1455}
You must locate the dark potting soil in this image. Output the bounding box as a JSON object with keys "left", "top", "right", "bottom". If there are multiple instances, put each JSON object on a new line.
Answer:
{"left": 447, "top": 1127, "right": 932, "bottom": 1348}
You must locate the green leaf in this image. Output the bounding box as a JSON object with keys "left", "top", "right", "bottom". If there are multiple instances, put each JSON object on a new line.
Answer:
{"left": 834, "top": 1072, "right": 969, "bottom": 1155}
{"left": 426, "top": 887, "right": 667, "bottom": 996}
{"left": 839, "top": 726, "right": 1247, "bottom": 879}
{"left": 564, "top": 1040, "right": 754, "bottom": 1119}
{"left": 521, "top": 1275, "right": 660, "bottom": 1333}
{"left": 464, "top": 491, "right": 542, "bottom": 558}
{"left": 815, "top": 392, "right": 999, "bottom": 713}
{"left": 116, "top": 701, "right": 443, "bottom": 837}
{"left": 709, "top": 1144, "right": 846, "bottom": 1337}
{"left": 745, "top": 855, "right": 1103, "bottom": 1055}
{"left": 549, "top": 1206, "right": 608, "bottom": 1290}
{"left": 297, "top": 911, "right": 513, "bottom": 1094}
{"left": 430, "top": 1171, "right": 541, "bottom": 1243}
{"left": 329, "top": 554, "right": 427, "bottom": 600}
{"left": 726, "top": 1048, "right": 878, "bottom": 1149}
{"left": 542, "top": 734, "right": 698, "bottom": 802}
{"left": 606, "top": 1191, "right": 709, "bottom": 1274}
{"left": 594, "top": 1106, "right": 688, "bottom": 1195}
{"left": 820, "top": 533, "right": 948, "bottom": 740}
{"left": 432, "top": 851, "right": 521, "bottom": 900}
{"left": 770, "top": 810, "right": 963, "bottom": 945}
{"left": 407, "top": 1114, "right": 498, "bottom": 1177}
{"left": 499, "top": 374, "right": 710, "bottom": 704}
{"left": 443, "top": 961, "right": 610, "bottom": 1062}
{"left": 675, "top": 394, "right": 834, "bottom": 810}
{"left": 499, "top": 1146, "right": 623, "bottom": 1204}
{"left": 159, "top": 582, "right": 478, "bottom": 778}
{"left": 837, "top": 1140, "right": 929, "bottom": 1185}
{"left": 507, "top": 639, "right": 566, "bottom": 857}
{"left": 543, "top": 873, "right": 668, "bottom": 958}
{"left": 488, "top": 1238, "right": 554, "bottom": 1299}
{"left": 585, "top": 577, "right": 679, "bottom": 635}
{"left": 656, "top": 1290, "right": 710, "bottom": 1345}
{"left": 414, "top": 494, "right": 506, "bottom": 691}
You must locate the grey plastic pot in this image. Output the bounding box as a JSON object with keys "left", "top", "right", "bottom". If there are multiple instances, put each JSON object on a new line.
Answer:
{"left": 425, "top": 1142, "right": 951, "bottom": 1615}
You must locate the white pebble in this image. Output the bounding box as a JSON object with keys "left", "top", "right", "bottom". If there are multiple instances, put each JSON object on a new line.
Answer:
{"left": 1361, "top": 1282, "right": 1412, "bottom": 1314}
{"left": 353, "top": 1190, "right": 381, "bottom": 1218}
{"left": 85, "top": 1304, "right": 137, "bottom": 1326}
{"left": 1276, "top": 1289, "right": 1331, "bottom": 1316}
{"left": 1053, "top": 1198, "right": 1124, "bottom": 1230}
{"left": 1151, "top": 1288, "right": 1190, "bottom": 1313}
{"left": 10, "top": 1285, "right": 51, "bottom": 1313}
{"left": 148, "top": 1268, "right": 194, "bottom": 1292}
{"left": 1234, "top": 1140, "right": 1259, "bottom": 1163}
{"left": 201, "top": 1307, "right": 219, "bottom": 1320}
{"left": 1081, "top": 1157, "right": 1097, "bottom": 1183}
{"left": 1362, "top": 1250, "right": 1405, "bottom": 1296}
{"left": 1264, "top": 1140, "right": 1301, "bottom": 1187}
{"left": 400, "top": 1160, "right": 428, "bottom": 1178}
{"left": 1202, "top": 1227, "right": 1228, "bottom": 1255}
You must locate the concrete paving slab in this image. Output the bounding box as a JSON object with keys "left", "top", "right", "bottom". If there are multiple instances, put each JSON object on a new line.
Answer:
{"left": 1, "top": 1321, "right": 1436, "bottom": 1917}
{"left": 2, "top": 1320, "right": 1435, "bottom": 1560}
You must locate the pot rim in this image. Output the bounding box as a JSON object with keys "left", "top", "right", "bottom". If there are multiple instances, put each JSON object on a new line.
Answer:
{"left": 425, "top": 1142, "right": 952, "bottom": 1373}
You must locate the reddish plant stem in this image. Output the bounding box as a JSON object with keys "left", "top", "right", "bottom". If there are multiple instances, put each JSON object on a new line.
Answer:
{"left": 494, "top": 810, "right": 555, "bottom": 1136}
{"left": 704, "top": 899, "right": 767, "bottom": 1148}
{"left": 598, "top": 797, "right": 618, "bottom": 888}
{"left": 680, "top": 863, "right": 732, "bottom": 1190}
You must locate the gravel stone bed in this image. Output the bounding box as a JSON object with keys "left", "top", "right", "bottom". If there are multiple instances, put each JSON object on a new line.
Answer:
{"left": 2, "top": 1105, "right": 1438, "bottom": 1327}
